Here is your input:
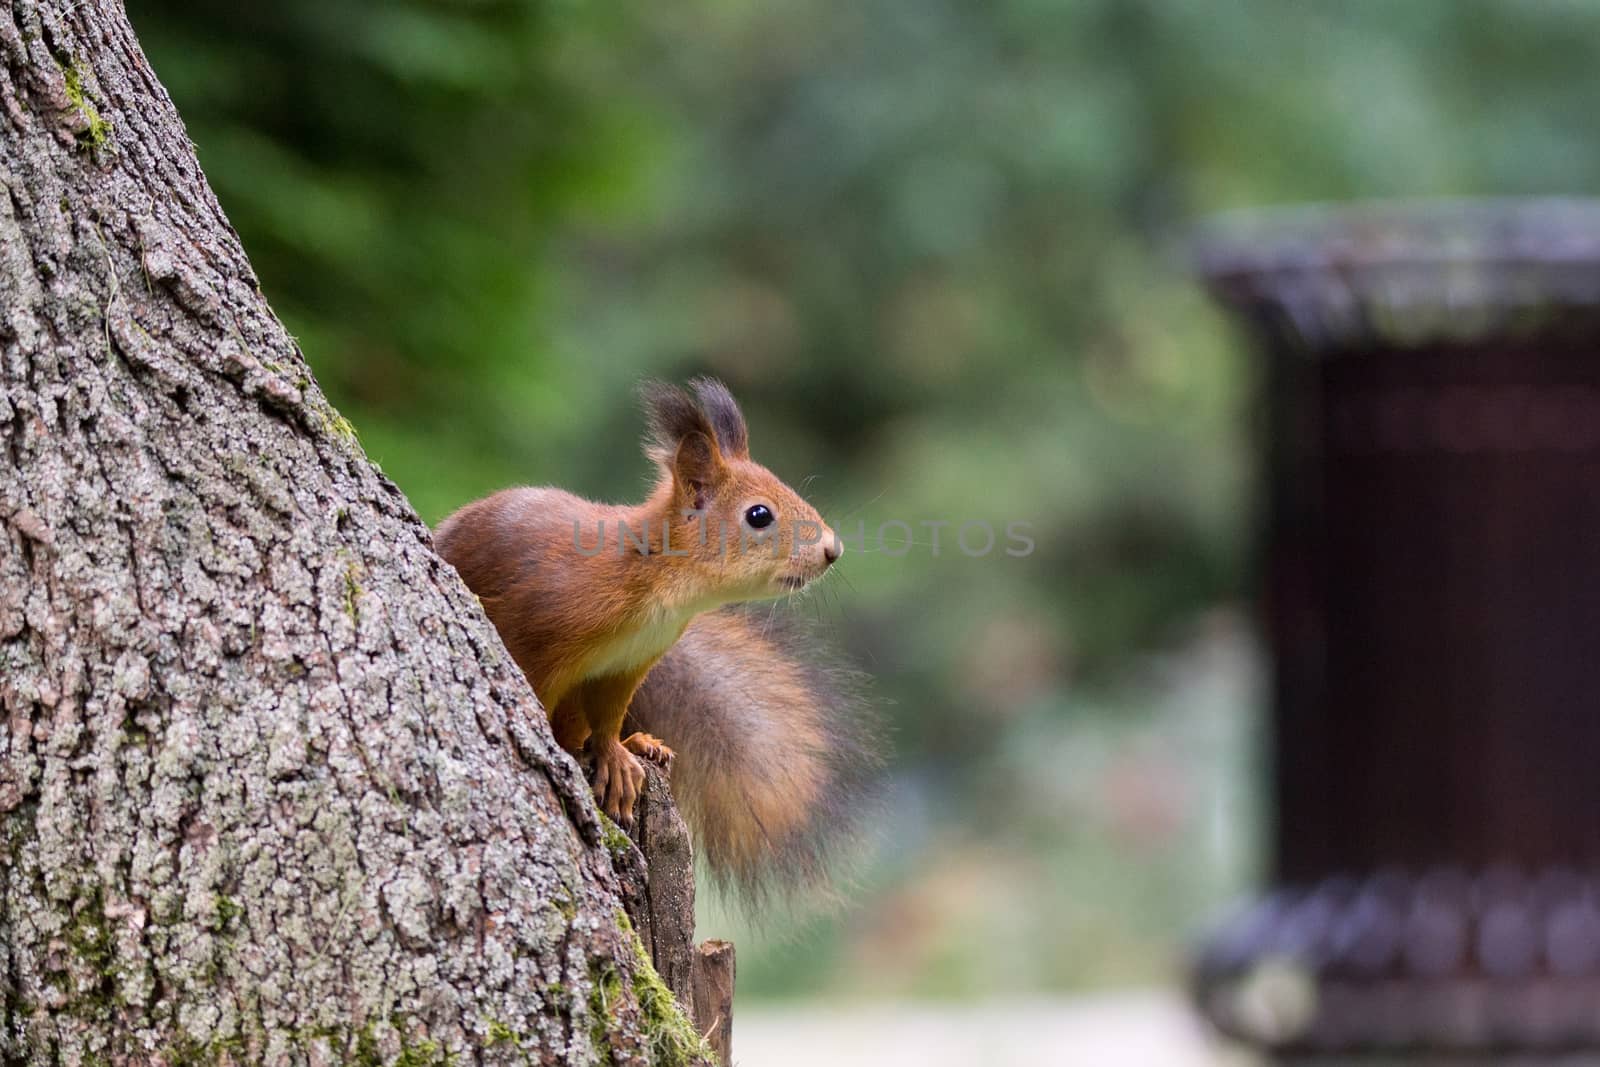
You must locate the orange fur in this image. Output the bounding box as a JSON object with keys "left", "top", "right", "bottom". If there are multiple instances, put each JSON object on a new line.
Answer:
{"left": 433, "top": 379, "right": 856, "bottom": 846}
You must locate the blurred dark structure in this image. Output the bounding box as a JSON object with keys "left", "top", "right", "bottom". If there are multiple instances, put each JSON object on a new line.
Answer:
{"left": 1193, "top": 200, "right": 1600, "bottom": 1058}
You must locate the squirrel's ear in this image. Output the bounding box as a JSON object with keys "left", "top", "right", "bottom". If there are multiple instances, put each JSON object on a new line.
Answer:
{"left": 673, "top": 431, "right": 722, "bottom": 509}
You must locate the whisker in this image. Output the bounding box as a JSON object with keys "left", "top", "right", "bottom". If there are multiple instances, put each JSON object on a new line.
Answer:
{"left": 851, "top": 538, "right": 943, "bottom": 552}
{"left": 833, "top": 487, "right": 890, "bottom": 522}
{"left": 820, "top": 582, "right": 842, "bottom": 629}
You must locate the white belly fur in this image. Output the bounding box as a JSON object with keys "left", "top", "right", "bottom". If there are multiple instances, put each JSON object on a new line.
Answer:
{"left": 581, "top": 613, "right": 688, "bottom": 679}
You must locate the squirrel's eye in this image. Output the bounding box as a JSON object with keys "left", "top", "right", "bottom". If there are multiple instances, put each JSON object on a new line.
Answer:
{"left": 744, "top": 504, "right": 775, "bottom": 530}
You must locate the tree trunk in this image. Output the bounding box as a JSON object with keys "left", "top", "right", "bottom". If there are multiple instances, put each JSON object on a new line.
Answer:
{"left": 688, "top": 943, "right": 733, "bottom": 1067}
{"left": 0, "top": 2, "right": 708, "bottom": 1063}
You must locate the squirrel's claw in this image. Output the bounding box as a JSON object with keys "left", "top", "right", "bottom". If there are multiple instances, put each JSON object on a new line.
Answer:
{"left": 592, "top": 738, "right": 645, "bottom": 827}
{"left": 622, "top": 732, "right": 676, "bottom": 770}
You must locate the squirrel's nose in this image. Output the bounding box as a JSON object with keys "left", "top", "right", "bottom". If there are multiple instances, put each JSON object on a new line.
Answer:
{"left": 823, "top": 532, "right": 843, "bottom": 565}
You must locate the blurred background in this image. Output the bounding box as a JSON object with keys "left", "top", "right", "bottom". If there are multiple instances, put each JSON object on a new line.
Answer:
{"left": 124, "top": 1, "right": 1600, "bottom": 1061}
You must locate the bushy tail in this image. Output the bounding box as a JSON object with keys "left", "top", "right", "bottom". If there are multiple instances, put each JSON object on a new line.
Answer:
{"left": 626, "top": 607, "right": 882, "bottom": 908}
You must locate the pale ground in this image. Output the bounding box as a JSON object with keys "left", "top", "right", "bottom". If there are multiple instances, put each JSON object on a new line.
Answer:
{"left": 734, "top": 992, "right": 1252, "bottom": 1067}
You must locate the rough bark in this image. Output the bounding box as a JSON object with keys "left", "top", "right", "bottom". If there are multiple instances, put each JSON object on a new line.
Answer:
{"left": 616, "top": 770, "right": 735, "bottom": 1067}
{"left": 618, "top": 770, "right": 696, "bottom": 1013}
{"left": 688, "top": 944, "right": 733, "bottom": 1067}
{"left": 0, "top": 1, "right": 710, "bottom": 1063}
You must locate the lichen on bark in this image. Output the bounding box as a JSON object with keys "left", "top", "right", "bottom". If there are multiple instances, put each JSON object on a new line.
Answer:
{"left": 0, "top": 1, "right": 707, "bottom": 1063}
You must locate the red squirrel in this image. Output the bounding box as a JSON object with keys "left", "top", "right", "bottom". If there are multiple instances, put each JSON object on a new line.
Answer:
{"left": 434, "top": 379, "right": 878, "bottom": 897}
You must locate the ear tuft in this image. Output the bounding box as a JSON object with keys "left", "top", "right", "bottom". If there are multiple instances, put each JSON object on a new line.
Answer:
{"left": 689, "top": 377, "right": 749, "bottom": 459}
{"left": 640, "top": 376, "right": 750, "bottom": 465}
{"left": 640, "top": 379, "right": 711, "bottom": 466}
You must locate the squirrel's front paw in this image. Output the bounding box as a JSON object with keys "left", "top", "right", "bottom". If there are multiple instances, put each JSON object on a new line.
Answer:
{"left": 622, "top": 731, "right": 675, "bottom": 769}
{"left": 591, "top": 738, "right": 646, "bottom": 827}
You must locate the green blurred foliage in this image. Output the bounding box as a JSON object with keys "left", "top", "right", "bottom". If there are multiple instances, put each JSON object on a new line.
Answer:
{"left": 130, "top": 0, "right": 636, "bottom": 520}
{"left": 130, "top": 0, "right": 1600, "bottom": 999}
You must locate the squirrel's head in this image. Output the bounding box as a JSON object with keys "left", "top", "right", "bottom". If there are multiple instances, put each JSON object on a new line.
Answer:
{"left": 642, "top": 377, "right": 841, "bottom": 602}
